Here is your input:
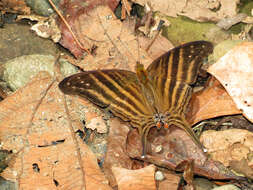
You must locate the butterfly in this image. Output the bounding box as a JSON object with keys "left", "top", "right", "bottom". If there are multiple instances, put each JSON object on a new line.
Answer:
{"left": 59, "top": 41, "right": 213, "bottom": 157}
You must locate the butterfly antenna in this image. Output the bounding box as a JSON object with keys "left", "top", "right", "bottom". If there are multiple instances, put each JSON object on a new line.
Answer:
{"left": 136, "top": 35, "right": 141, "bottom": 64}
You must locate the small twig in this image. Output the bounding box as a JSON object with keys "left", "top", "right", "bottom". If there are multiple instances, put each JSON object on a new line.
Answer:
{"left": 121, "top": 4, "right": 126, "bottom": 20}
{"left": 62, "top": 94, "right": 87, "bottom": 190}
{"left": 136, "top": 35, "right": 141, "bottom": 64}
{"left": 121, "top": 0, "right": 131, "bottom": 18}
{"left": 55, "top": 55, "right": 86, "bottom": 190}
{"left": 0, "top": 87, "right": 7, "bottom": 99}
{"left": 47, "top": 0, "right": 91, "bottom": 56}
{"left": 96, "top": 11, "right": 132, "bottom": 68}
{"left": 145, "top": 20, "right": 164, "bottom": 52}
{"left": 18, "top": 76, "right": 56, "bottom": 188}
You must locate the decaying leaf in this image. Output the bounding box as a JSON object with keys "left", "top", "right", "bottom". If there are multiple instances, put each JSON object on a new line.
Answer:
{"left": 230, "top": 158, "right": 253, "bottom": 179}
{"left": 133, "top": 0, "right": 239, "bottom": 22}
{"left": 157, "top": 172, "right": 180, "bottom": 190}
{"left": 57, "top": 1, "right": 172, "bottom": 71}
{"left": 112, "top": 164, "right": 156, "bottom": 190}
{"left": 84, "top": 106, "right": 108, "bottom": 133}
{"left": 187, "top": 77, "right": 241, "bottom": 125}
{"left": 208, "top": 42, "right": 253, "bottom": 123}
{"left": 201, "top": 129, "right": 253, "bottom": 179}
{"left": 0, "top": 71, "right": 112, "bottom": 190}
{"left": 217, "top": 13, "right": 247, "bottom": 30}
{"left": 127, "top": 127, "right": 240, "bottom": 180}
{"left": 57, "top": 0, "right": 118, "bottom": 58}
{"left": 0, "top": 0, "right": 30, "bottom": 14}
{"left": 182, "top": 159, "right": 194, "bottom": 189}
{"left": 103, "top": 118, "right": 133, "bottom": 188}
{"left": 30, "top": 15, "right": 62, "bottom": 43}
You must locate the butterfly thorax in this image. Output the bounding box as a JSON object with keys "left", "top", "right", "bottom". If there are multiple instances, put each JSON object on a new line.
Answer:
{"left": 153, "top": 112, "right": 169, "bottom": 129}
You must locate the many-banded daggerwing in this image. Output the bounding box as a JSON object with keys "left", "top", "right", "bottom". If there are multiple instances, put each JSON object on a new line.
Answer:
{"left": 59, "top": 41, "right": 213, "bottom": 157}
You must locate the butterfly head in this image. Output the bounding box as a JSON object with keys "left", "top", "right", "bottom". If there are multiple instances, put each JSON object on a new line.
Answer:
{"left": 153, "top": 113, "right": 169, "bottom": 129}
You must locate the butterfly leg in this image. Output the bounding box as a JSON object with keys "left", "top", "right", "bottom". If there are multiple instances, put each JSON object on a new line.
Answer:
{"left": 140, "top": 124, "right": 154, "bottom": 158}
{"left": 168, "top": 117, "right": 206, "bottom": 152}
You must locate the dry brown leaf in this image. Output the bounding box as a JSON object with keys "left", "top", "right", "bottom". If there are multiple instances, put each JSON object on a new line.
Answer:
{"left": 157, "top": 172, "right": 180, "bottom": 190}
{"left": 58, "top": 2, "right": 172, "bottom": 70}
{"left": 201, "top": 129, "right": 253, "bottom": 171}
{"left": 133, "top": 0, "right": 239, "bottom": 22}
{"left": 0, "top": 0, "right": 30, "bottom": 14}
{"left": 183, "top": 159, "right": 194, "bottom": 188}
{"left": 58, "top": 0, "right": 118, "bottom": 58}
{"left": 0, "top": 71, "right": 112, "bottom": 190}
{"left": 103, "top": 118, "right": 134, "bottom": 188}
{"left": 61, "top": 5, "right": 152, "bottom": 69}
{"left": 208, "top": 42, "right": 253, "bottom": 123}
{"left": 217, "top": 13, "right": 247, "bottom": 30}
{"left": 127, "top": 127, "right": 240, "bottom": 180}
{"left": 84, "top": 106, "right": 108, "bottom": 133}
{"left": 139, "top": 35, "right": 174, "bottom": 60}
{"left": 187, "top": 77, "right": 241, "bottom": 125}
{"left": 112, "top": 164, "right": 156, "bottom": 190}
{"left": 230, "top": 158, "right": 253, "bottom": 179}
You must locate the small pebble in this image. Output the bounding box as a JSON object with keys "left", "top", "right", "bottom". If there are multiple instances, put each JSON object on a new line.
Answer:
{"left": 155, "top": 170, "right": 164, "bottom": 181}
{"left": 155, "top": 145, "right": 163, "bottom": 153}
{"left": 212, "top": 184, "right": 241, "bottom": 190}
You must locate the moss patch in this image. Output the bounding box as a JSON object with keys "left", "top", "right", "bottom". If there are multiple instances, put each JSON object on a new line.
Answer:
{"left": 162, "top": 16, "right": 229, "bottom": 45}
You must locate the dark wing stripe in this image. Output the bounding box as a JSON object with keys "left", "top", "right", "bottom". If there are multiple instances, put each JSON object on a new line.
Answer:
{"left": 155, "top": 58, "right": 168, "bottom": 98}
{"left": 163, "top": 52, "right": 174, "bottom": 97}
{"left": 63, "top": 74, "right": 112, "bottom": 108}
{"left": 111, "top": 71, "right": 146, "bottom": 107}
{"left": 163, "top": 78, "right": 172, "bottom": 110}
{"left": 170, "top": 81, "right": 183, "bottom": 111}
{"left": 167, "top": 79, "right": 176, "bottom": 112}
{"left": 178, "top": 87, "right": 192, "bottom": 115}
{"left": 152, "top": 53, "right": 173, "bottom": 111}
{"left": 89, "top": 73, "right": 147, "bottom": 118}
{"left": 98, "top": 71, "right": 149, "bottom": 114}
{"left": 70, "top": 74, "right": 137, "bottom": 120}
{"left": 185, "top": 59, "right": 196, "bottom": 83}
{"left": 172, "top": 84, "right": 191, "bottom": 115}
{"left": 170, "top": 48, "right": 180, "bottom": 80}
{"left": 79, "top": 88, "right": 110, "bottom": 108}
{"left": 176, "top": 47, "right": 185, "bottom": 81}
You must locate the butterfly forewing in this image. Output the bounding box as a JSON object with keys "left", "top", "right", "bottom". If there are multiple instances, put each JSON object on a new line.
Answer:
{"left": 147, "top": 41, "right": 213, "bottom": 84}
{"left": 59, "top": 70, "right": 155, "bottom": 128}
{"left": 146, "top": 41, "right": 213, "bottom": 113}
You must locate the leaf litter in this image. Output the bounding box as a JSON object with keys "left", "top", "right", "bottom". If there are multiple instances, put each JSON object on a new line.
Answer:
{"left": 132, "top": 0, "right": 240, "bottom": 22}
{"left": 208, "top": 42, "right": 253, "bottom": 123}
{"left": 206, "top": 41, "right": 253, "bottom": 181}
{"left": 0, "top": 71, "right": 112, "bottom": 189}
{"left": 1, "top": 0, "right": 253, "bottom": 189}
{"left": 187, "top": 76, "right": 241, "bottom": 125}
{"left": 55, "top": 2, "right": 243, "bottom": 184}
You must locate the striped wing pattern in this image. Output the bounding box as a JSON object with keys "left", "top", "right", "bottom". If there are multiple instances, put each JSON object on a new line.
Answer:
{"left": 147, "top": 41, "right": 213, "bottom": 114}
{"left": 59, "top": 41, "right": 213, "bottom": 156}
{"left": 59, "top": 70, "right": 155, "bottom": 130}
